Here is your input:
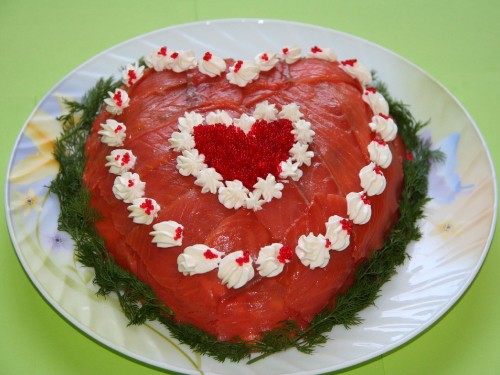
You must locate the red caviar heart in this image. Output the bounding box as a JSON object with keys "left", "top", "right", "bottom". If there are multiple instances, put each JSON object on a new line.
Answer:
{"left": 193, "top": 119, "right": 294, "bottom": 189}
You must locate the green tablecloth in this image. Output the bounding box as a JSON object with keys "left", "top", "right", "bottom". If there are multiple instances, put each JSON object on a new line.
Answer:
{"left": 1, "top": 1, "right": 498, "bottom": 374}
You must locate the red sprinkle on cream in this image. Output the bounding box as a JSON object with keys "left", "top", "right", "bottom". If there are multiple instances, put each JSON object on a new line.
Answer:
{"left": 203, "top": 52, "right": 212, "bottom": 61}
{"left": 341, "top": 59, "right": 357, "bottom": 66}
{"left": 127, "top": 69, "right": 137, "bottom": 86}
{"left": 379, "top": 113, "right": 392, "bottom": 120}
{"left": 171, "top": 52, "right": 179, "bottom": 59}
{"left": 261, "top": 53, "right": 269, "bottom": 61}
{"left": 277, "top": 245, "right": 293, "bottom": 263}
{"left": 325, "top": 239, "right": 332, "bottom": 248}
{"left": 157, "top": 46, "right": 167, "bottom": 56}
{"left": 374, "top": 165, "right": 383, "bottom": 175}
{"left": 174, "top": 226, "right": 183, "bottom": 241}
{"left": 282, "top": 47, "right": 289, "bottom": 55}
{"left": 373, "top": 137, "right": 387, "bottom": 146}
{"left": 236, "top": 251, "right": 250, "bottom": 266}
{"left": 341, "top": 219, "right": 353, "bottom": 234}
{"left": 113, "top": 91, "right": 123, "bottom": 107}
{"left": 233, "top": 60, "right": 243, "bottom": 73}
{"left": 311, "top": 45, "right": 323, "bottom": 53}
{"left": 140, "top": 199, "right": 155, "bottom": 215}
{"left": 114, "top": 125, "right": 123, "bottom": 133}
{"left": 365, "top": 87, "right": 377, "bottom": 94}
{"left": 361, "top": 193, "right": 370, "bottom": 205}
{"left": 127, "top": 179, "right": 134, "bottom": 187}
{"left": 121, "top": 152, "right": 131, "bottom": 166}
{"left": 203, "top": 249, "right": 219, "bottom": 260}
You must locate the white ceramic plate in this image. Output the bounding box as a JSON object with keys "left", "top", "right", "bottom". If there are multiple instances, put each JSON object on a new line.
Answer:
{"left": 5, "top": 19, "right": 497, "bottom": 375}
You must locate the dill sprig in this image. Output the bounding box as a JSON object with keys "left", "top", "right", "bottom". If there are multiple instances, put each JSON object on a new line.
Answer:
{"left": 50, "top": 73, "right": 440, "bottom": 363}
{"left": 50, "top": 78, "right": 172, "bottom": 325}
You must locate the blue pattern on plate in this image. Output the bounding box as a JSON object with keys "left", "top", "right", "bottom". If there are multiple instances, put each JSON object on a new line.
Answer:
{"left": 428, "top": 132, "right": 473, "bottom": 204}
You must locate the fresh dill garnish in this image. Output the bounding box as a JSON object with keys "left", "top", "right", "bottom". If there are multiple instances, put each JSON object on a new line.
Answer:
{"left": 50, "top": 72, "right": 441, "bottom": 364}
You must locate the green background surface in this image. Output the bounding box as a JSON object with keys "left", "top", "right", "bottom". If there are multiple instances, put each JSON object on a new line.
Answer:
{"left": 1, "top": 1, "right": 499, "bottom": 374}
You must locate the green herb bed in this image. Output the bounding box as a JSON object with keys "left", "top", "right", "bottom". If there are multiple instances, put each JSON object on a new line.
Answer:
{"left": 50, "top": 76, "right": 441, "bottom": 363}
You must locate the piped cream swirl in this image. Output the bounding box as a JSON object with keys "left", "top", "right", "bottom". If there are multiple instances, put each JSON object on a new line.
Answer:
{"left": 127, "top": 198, "right": 160, "bottom": 225}
{"left": 177, "top": 245, "right": 225, "bottom": 275}
{"left": 217, "top": 251, "right": 255, "bottom": 289}
{"left": 150, "top": 220, "right": 184, "bottom": 248}
{"left": 112, "top": 172, "right": 145, "bottom": 203}
{"left": 359, "top": 162, "right": 386, "bottom": 196}
{"left": 295, "top": 233, "right": 330, "bottom": 269}
{"left": 325, "top": 215, "right": 351, "bottom": 251}
{"left": 346, "top": 192, "right": 371, "bottom": 225}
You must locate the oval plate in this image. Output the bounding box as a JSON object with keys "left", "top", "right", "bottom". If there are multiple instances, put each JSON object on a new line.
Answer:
{"left": 5, "top": 19, "right": 497, "bottom": 375}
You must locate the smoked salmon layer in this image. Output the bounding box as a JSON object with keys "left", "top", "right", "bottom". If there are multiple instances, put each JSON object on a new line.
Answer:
{"left": 83, "top": 58, "right": 405, "bottom": 342}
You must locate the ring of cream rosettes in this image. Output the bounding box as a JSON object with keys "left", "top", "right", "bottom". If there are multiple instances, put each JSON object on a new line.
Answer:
{"left": 98, "top": 44, "right": 399, "bottom": 289}
{"left": 168, "top": 101, "right": 315, "bottom": 211}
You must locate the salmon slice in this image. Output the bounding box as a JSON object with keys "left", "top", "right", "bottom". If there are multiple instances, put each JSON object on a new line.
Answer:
{"left": 116, "top": 90, "right": 187, "bottom": 140}
{"left": 283, "top": 246, "right": 355, "bottom": 324}
{"left": 216, "top": 278, "right": 288, "bottom": 341}
{"left": 128, "top": 68, "right": 188, "bottom": 100}
{"left": 295, "top": 159, "right": 340, "bottom": 201}
{"left": 284, "top": 193, "right": 346, "bottom": 247}
{"left": 186, "top": 61, "right": 243, "bottom": 110}
{"left": 92, "top": 200, "right": 138, "bottom": 273}
{"left": 205, "top": 210, "right": 273, "bottom": 256}
{"left": 166, "top": 270, "right": 228, "bottom": 335}
{"left": 280, "top": 194, "right": 355, "bottom": 323}
{"left": 288, "top": 58, "right": 359, "bottom": 87}
{"left": 254, "top": 182, "right": 309, "bottom": 241}
{"left": 158, "top": 189, "right": 232, "bottom": 247}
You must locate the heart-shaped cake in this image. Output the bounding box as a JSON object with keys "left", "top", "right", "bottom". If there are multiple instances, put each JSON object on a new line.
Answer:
{"left": 81, "top": 45, "right": 407, "bottom": 349}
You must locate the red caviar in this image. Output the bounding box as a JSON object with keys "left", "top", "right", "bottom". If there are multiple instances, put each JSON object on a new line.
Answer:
{"left": 174, "top": 226, "right": 183, "bottom": 241}
{"left": 204, "top": 249, "right": 219, "bottom": 260}
{"left": 236, "top": 251, "right": 250, "bottom": 266}
{"left": 121, "top": 152, "right": 131, "bottom": 166}
{"left": 311, "top": 46, "right": 322, "bottom": 53}
{"left": 340, "top": 219, "right": 353, "bottom": 234}
{"left": 113, "top": 91, "right": 123, "bottom": 107}
{"left": 127, "top": 69, "right": 137, "bottom": 86}
{"left": 360, "top": 193, "right": 370, "bottom": 205}
{"left": 157, "top": 46, "right": 167, "bottom": 56}
{"left": 277, "top": 245, "right": 293, "bottom": 263}
{"left": 140, "top": 199, "right": 155, "bottom": 215}
{"left": 193, "top": 119, "right": 294, "bottom": 189}
{"left": 341, "top": 59, "right": 357, "bottom": 66}
{"left": 203, "top": 52, "right": 212, "bottom": 61}
{"left": 233, "top": 60, "right": 243, "bottom": 73}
